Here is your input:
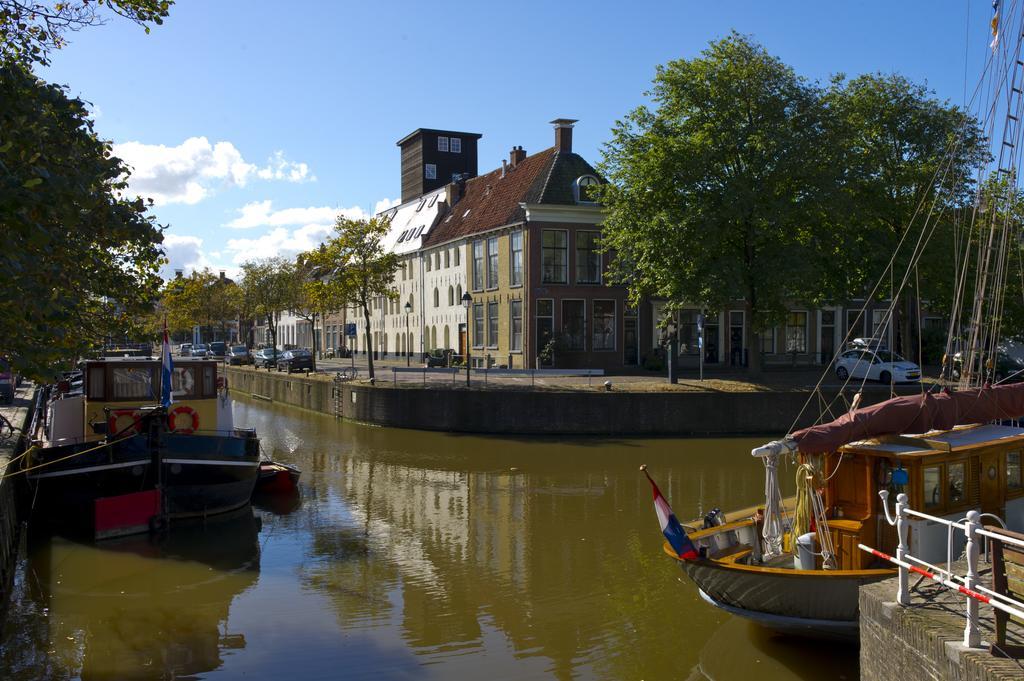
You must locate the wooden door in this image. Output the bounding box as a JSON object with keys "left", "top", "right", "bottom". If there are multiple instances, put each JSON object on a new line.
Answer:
{"left": 980, "top": 451, "right": 1004, "bottom": 518}
{"left": 458, "top": 325, "right": 467, "bottom": 358}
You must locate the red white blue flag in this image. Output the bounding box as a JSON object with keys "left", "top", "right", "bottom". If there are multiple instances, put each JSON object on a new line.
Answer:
{"left": 642, "top": 465, "right": 699, "bottom": 560}
{"left": 161, "top": 319, "right": 174, "bottom": 408}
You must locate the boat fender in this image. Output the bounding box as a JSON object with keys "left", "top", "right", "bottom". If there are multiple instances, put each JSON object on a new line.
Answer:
{"left": 167, "top": 405, "right": 200, "bottom": 434}
{"left": 108, "top": 409, "right": 142, "bottom": 436}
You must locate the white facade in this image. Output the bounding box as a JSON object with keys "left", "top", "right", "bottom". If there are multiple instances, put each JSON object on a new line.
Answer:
{"left": 255, "top": 310, "right": 314, "bottom": 350}
{"left": 350, "top": 186, "right": 466, "bottom": 359}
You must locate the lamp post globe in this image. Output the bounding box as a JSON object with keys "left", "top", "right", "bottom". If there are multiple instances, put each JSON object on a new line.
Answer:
{"left": 461, "top": 292, "right": 472, "bottom": 386}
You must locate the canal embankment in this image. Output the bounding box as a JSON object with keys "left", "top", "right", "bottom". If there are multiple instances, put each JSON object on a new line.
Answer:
{"left": 860, "top": 561, "right": 1024, "bottom": 680}
{"left": 224, "top": 366, "right": 920, "bottom": 436}
{"left": 0, "top": 384, "right": 33, "bottom": 622}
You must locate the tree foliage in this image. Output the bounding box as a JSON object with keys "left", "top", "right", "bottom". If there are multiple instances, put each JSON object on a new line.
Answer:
{"left": 596, "top": 33, "right": 833, "bottom": 372}
{"left": 239, "top": 257, "right": 295, "bottom": 353}
{"left": 302, "top": 216, "right": 398, "bottom": 379}
{"left": 0, "top": 64, "right": 164, "bottom": 378}
{"left": 1, "top": 0, "right": 172, "bottom": 65}
{"left": 160, "top": 269, "right": 241, "bottom": 341}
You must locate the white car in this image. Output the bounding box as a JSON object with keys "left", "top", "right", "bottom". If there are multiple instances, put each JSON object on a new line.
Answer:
{"left": 835, "top": 349, "right": 921, "bottom": 384}
{"left": 191, "top": 343, "right": 210, "bottom": 358}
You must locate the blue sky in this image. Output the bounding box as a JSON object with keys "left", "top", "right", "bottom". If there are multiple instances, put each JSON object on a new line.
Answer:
{"left": 41, "top": 0, "right": 994, "bottom": 278}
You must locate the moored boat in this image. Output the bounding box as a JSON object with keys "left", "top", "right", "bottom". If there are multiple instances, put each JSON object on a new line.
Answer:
{"left": 26, "top": 355, "right": 260, "bottom": 537}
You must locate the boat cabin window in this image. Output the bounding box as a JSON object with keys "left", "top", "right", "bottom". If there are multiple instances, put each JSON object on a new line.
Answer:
{"left": 923, "top": 465, "right": 941, "bottom": 509}
{"left": 202, "top": 365, "right": 215, "bottom": 396}
{"left": 1009, "top": 451, "right": 1023, "bottom": 492}
{"left": 87, "top": 366, "right": 105, "bottom": 399}
{"left": 948, "top": 462, "right": 965, "bottom": 504}
{"left": 111, "top": 366, "right": 156, "bottom": 400}
{"left": 171, "top": 367, "right": 196, "bottom": 398}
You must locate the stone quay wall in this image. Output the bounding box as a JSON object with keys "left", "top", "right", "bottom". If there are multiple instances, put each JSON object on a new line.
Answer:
{"left": 0, "top": 384, "right": 34, "bottom": 623}
{"left": 860, "top": 565, "right": 1024, "bottom": 681}
{"left": 224, "top": 367, "right": 912, "bottom": 436}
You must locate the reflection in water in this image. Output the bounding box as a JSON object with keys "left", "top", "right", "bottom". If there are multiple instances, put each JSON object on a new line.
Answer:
{"left": 0, "top": 397, "right": 856, "bottom": 680}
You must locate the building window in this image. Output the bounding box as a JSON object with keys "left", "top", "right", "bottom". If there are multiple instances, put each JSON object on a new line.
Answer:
{"left": 450, "top": 137, "right": 461, "bottom": 153}
{"left": 434, "top": 252, "right": 441, "bottom": 270}
{"left": 487, "top": 301, "right": 499, "bottom": 348}
{"left": 487, "top": 237, "right": 499, "bottom": 289}
{"left": 510, "top": 230, "right": 523, "bottom": 286}
{"left": 425, "top": 164, "right": 437, "bottom": 180}
{"left": 677, "top": 310, "right": 703, "bottom": 355}
{"left": 948, "top": 462, "right": 965, "bottom": 504}
{"left": 576, "top": 231, "right": 601, "bottom": 284}
{"left": 871, "top": 308, "right": 889, "bottom": 343}
{"left": 437, "top": 136, "right": 449, "bottom": 152}
{"left": 425, "top": 254, "right": 432, "bottom": 272}
{"left": 785, "top": 312, "right": 807, "bottom": 353}
{"left": 444, "top": 249, "right": 450, "bottom": 268}
{"left": 510, "top": 299, "right": 523, "bottom": 351}
{"left": 433, "top": 288, "right": 439, "bottom": 308}
{"left": 593, "top": 300, "right": 615, "bottom": 350}
{"left": 456, "top": 284, "right": 462, "bottom": 302}
{"left": 542, "top": 230, "right": 568, "bottom": 284}
{"left": 575, "top": 175, "right": 599, "bottom": 203}
{"left": 472, "top": 240, "right": 484, "bottom": 291}
{"left": 923, "top": 465, "right": 941, "bottom": 509}
{"left": 846, "top": 309, "right": 864, "bottom": 340}
{"left": 760, "top": 328, "right": 776, "bottom": 355}
{"left": 1009, "top": 452, "right": 1022, "bottom": 490}
{"left": 536, "top": 299, "right": 554, "bottom": 362}
{"left": 454, "top": 246, "right": 460, "bottom": 267}
{"left": 473, "top": 303, "right": 484, "bottom": 348}
{"left": 448, "top": 286, "right": 454, "bottom": 306}
{"left": 562, "top": 300, "right": 585, "bottom": 351}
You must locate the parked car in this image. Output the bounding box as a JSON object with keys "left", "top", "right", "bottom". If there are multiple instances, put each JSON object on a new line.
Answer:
{"left": 0, "top": 360, "right": 15, "bottom": 403}
{"left": 179, "top": 343, "right": 193, "bottom": 357}
{"left": 253, "top": 348, "right": 279, "bottom": 369}
{"left": 225, "top": 345, "right": 252, "bottom": 366}
{"left": 277, "top": 349, "right": 314, "bottom": 373}
{"left": 192, "top": 344, "right": 210, "bottom": 358}
{"left": 835, "top": 348, "right": 921, "bottom": 383}
{"left": 424, "top": 348, "right": 452, "bottom": 368}
{"left": 209, "top": 341, "right": 227, "bottom": 358}
{"left": 951, "top": 350, "right": 1024, "bottom": 383}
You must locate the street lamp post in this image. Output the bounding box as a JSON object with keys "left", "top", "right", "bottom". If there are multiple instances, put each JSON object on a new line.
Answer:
{"left": 404, "top": 301, "right": 412, "bottom": 367}
{"left": 461, "top": 292, "right": 472, "bottom": 387}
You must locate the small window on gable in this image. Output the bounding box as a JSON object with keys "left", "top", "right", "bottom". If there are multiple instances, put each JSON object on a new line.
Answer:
{"left": 398, "top": 230, "right": 409, "bottom": 242}
{"left": 438, "top": 136, "right": 449, "bottom": 152}
{"left": 425, "top": 164, "right": 437, "bottom": 180}
{"left": 450, "top": 137, "right": 462, "bottom": 153}
{"left": 416, "top": 198, "right": 426, "bottom": 211}
{"left": 575, "top": 175, "right": 600, "bottom": 203}
{"left": 428, "top": 194, "right": 438, "bottom": 207}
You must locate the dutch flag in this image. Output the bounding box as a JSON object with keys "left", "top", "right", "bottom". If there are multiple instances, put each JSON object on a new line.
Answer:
{"left": 161, "top": 320, "right": 174, "bottom": 408}
{"left": 641, "top": 465, "right": 699, "bottom": 560}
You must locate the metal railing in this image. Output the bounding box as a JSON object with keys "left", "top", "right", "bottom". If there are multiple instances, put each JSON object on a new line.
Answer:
{"left": 859, "top": 490, "right": 1024, "bottom": 648}
{"left": 390, "top": 366, "right": 604, "bottom": 387}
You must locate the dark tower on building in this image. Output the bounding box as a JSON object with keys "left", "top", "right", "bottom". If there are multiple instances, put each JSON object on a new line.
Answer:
{"left": 396, "top": 128, "right": 482, "bottom": 204}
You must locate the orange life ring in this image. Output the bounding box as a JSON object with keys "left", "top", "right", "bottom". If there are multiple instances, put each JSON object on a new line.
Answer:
{"left": 167, "top": 405, "right": 200, "bottom": 434}
{"left": 108, "top": 409, "right": 142, "bottom": 436}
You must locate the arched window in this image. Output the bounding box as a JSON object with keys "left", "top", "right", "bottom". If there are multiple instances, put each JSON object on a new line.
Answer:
{"left": 456, "top": 284, "right": 463, "bottom": 302}
{"left": 448, "top": 285, "right": 454, "bottom": 306}
{"left": 574, "top": 174, "right": 600, "bottom": 203}
{"left": 444, "top": 325, "right": 450, "bottom": 348}
{"left": 431, "top": 326, "right": 437, "bottom": 350}
{"left": 407, "top": 294, "right": 414, "bottom": 313}
{"left": 454, "top": 247, "right": 460, "bottom": 267}
{"left": 433, "top": 288, "right": 440, "bottom": 308}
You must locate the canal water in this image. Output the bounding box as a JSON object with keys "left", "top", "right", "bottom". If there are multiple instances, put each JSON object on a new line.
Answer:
{"left": 0, "top": 396, "right": 857, "bottom": 680}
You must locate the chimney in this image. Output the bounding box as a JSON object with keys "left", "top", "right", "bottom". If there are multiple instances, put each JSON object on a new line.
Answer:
{"left": 174, "top": 269, "right": 183, "bottom": 279}
{"left": 219, "top": 270, "right": 226, "bottom": 280}
{"left": 501, "top": 159, "right": 507, "bottom": 178}
{"left": 509, "top": 145, "right": 527, "bottom": 168}
{"left": 550, "top": 118, "right": 578, "bottom": 153}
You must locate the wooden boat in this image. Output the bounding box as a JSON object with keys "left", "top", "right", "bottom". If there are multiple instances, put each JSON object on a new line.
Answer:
{"left": 26, "top": 356, "right": 260, "bottom": 538}
{"left": 667, "top": 392, "right": 1024, "bottom": 638}
{"left": 255, "top": 460, "right": 301, "bottom": 493}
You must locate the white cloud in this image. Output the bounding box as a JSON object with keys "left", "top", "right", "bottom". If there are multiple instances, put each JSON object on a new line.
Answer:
{"left": 113, "top": 137, "right": 313, "bottom": 205}
{"left": 225, "top": 200, "right": 375, "bottom": 229}
{"left": 160, "top": 234, "right": 239, "bottom": 280}
{"left": 374, "top": 197, "right": 401, "bottom": 214}
{"left": 225, "top": 224, "right": 335, "bottom": 264}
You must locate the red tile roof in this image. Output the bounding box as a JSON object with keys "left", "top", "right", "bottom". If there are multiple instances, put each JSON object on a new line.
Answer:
{"left": 422, "top": 147, "right": 555, "bottom": 247}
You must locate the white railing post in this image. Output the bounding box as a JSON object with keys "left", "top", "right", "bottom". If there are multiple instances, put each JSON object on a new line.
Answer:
{"left": 895, "top": 492, "right": 911, "bottom": 605}
{"left": 963, "top": 509, "right": 981, "bottom": 648}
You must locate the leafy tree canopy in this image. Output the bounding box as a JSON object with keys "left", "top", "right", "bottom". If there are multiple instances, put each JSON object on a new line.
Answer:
{"left": 0, "top": 64, "right": 164, "bottom": 378}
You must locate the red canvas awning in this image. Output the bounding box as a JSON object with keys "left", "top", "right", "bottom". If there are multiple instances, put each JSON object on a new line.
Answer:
{"left": 791, "top": 383, "right": 1024, "bottom": 454}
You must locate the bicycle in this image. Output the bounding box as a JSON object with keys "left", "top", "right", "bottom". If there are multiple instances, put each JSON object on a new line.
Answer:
{"left": 335, "top": 367, "right": 358, "bottom": 382}
{"left": 0, "top": 412, "right": 18, "bottom": 445}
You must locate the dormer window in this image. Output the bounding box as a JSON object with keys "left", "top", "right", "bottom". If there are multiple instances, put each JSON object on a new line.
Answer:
{"left": 416, "top": 197, "right": 426, "bottom": 212}
{"left": 425, "top": 164, "right": 437, "bottom": 180}
{"left": 398, "top": 230, "right": 409, "bottom": 242}
{"left": 450, "top": 137, "right": 461, "bottom": 153}
{"left": 427, "top": 194, "right": 438, "bottom": 207}
{"left": 575, "top": 175, "right": 600, "bottom": 204}
{"left": 438, "top": 136, "right": 449, "bottom": 152}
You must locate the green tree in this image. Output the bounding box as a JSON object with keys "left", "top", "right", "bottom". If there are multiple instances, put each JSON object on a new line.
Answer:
{"left": 1, "top": 0, "right": 172, "bottom": 66}
{"left": 0, "top": 64, "right": 164, "bottom": 379}
{"left": 302, "top": 217, "right": 398, "bottom": 380}
{"left": 596, "top": 34, "right": 832, "bottom": 373}
{"left": 239, "top": 257, "right": 295, "bottom": 355}
{"left": 824, "top": 73, "right": 987, "bottom": 360}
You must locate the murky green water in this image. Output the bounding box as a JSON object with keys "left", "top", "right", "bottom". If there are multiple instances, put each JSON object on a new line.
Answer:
{"left": 0, "top": 396, "right": 856, "bottom": 680}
